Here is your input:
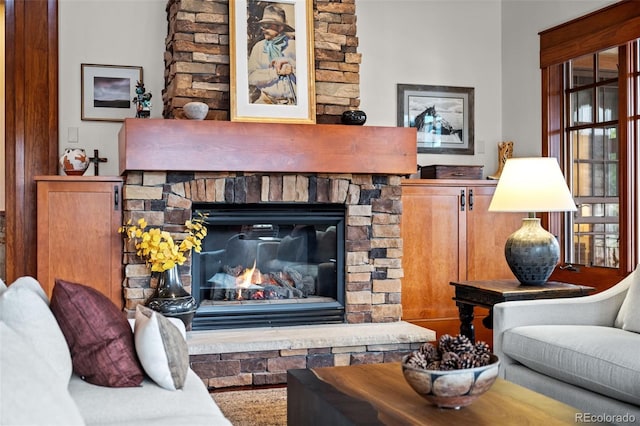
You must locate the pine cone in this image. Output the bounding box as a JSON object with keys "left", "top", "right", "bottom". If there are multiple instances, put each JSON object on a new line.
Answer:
{"left": 418, "top": 342, "right": 439, "bottom": 362}
{"left": 474, "top": 341, "right": 491, "bottom": 357}
{"left": 426, "top": 361, "right": 441, "bottom": 370}
{"left": 474, "top": 352, "right": 491, "bottom": 367}
{"left": 440, "top": 351, "right": 460, "bottom": 370}
{"left": 450, "top": 334, "right": 474, "bottom": 355}
{"left": 458, "top": 352, "right": 475, "bottom": 369}
{"left": 437, "top": 334, "right": 455, "bottom": 354}
{"left": 405, "top": 351, "right": 428, "bottom": 369}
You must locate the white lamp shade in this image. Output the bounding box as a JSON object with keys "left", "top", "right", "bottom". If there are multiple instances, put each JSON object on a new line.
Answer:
{"left": 488, "top": 157, "right": 577, "bottom": 213}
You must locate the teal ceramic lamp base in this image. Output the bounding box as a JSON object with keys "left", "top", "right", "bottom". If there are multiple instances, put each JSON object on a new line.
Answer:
{"left": 504, "top": 217, "right": 560, "bottom": 285}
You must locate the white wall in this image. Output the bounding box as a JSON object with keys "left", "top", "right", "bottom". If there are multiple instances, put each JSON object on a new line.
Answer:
{"left": 57, "top": 0, "right": 617, "bottom": 178}
{"left": 358, "top": 0, "right": 502, "bottom": 175}
{"left": 501, "top": 0, "right": 615, "bottom": 158}
{"left": 58, "top": 0, "right": 166, "bottom": 177}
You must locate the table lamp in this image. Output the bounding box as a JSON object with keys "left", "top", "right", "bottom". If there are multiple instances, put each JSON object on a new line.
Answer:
{"left": 488, "top": 157, "right": 577, "bottom": 285}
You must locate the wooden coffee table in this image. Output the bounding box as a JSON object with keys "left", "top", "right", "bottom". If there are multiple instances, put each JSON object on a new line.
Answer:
{"left": 287, "top": 362, "right": 607, "bottom": 425}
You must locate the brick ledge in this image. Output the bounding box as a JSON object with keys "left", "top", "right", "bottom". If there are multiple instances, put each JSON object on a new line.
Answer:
{"left": 187, "top": 321, "right": 435, "bottom": 355}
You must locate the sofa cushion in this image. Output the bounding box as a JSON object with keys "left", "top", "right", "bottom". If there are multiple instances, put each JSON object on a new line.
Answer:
{"left": 502, "top": 324, "right": 640, "bottom": 405}
{"left": 134, "top": 305, "right": 189, "bottom": 390}
{"left": 0, "top": 277, "right": 73, "bottom": 384}
{"left": 68, "top": 369, "right": 232, "bottom": 426}
{"left": 0, "top": 322, "right": 85, "bottom": 426}
{"left": 614, "top": 266, "right": 640, "bottom": 333}
{"left": 50, "top": 278, "right": 144, "bottom": 387}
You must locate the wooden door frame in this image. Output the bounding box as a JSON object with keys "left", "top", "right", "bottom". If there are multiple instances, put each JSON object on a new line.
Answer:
{"left": 5, "top": 0, "right": 59, "bottom": 281}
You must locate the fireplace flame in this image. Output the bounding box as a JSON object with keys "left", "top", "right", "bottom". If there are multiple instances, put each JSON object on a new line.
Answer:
{"left": 236, "top": 262, "right": 257, "bottom": 289}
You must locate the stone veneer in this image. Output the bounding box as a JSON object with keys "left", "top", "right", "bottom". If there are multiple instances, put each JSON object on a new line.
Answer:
{"left": 163, "top": 0, "right": 361, "bottom": 123}
{"left": 121, "top": 170, "right": 418, "bottom": 387}
{"left": 122, "top": 171, "right": 403, "bottom": 323}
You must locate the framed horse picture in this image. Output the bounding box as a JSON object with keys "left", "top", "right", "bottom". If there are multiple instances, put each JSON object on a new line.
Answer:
{"left": 397, "top": 84, "right": 474, "bottom": 155}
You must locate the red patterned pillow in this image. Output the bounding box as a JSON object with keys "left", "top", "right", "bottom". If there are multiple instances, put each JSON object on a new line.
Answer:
{"left": 50, "top": 279, "right": 144, "bottom": 387}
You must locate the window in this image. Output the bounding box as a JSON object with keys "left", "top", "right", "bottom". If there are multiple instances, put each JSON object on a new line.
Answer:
{"left": 540, "top": 1, "right": 640, "bottom": 289}
{"left": 565, "top": 48, "right": 620, "bottom": 269}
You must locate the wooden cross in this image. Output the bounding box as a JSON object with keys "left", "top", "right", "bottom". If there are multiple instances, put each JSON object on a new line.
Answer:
{"left": 89, "top": 149, "right": 108, "bottom": 176}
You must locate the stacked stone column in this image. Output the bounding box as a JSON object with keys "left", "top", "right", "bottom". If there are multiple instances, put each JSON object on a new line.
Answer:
{"left": 163, "top": 0, "right": 361, "bottom": 123}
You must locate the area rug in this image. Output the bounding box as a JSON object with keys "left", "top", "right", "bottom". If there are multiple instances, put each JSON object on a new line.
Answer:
{"left": 211, "top": 387, "right": 287, "bottom": 426}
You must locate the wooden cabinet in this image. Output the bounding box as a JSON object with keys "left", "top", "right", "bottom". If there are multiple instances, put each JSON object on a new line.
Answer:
{"left": 401, "top": 179, "right": 524, "bottom": 342}
{"left": 36, "top": 176, "right": 124, "bottom": 308}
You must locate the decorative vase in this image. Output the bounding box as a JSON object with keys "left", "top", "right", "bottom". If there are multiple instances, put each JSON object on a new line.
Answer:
{"left": 59, "top": 148, "right": 90, "bottom": 176}
{"left": 341, "top": 110, "right": 367, "bottom": 125}
{"left": 183, "top": 101, "right": 209, "bottom": 120}
{"left": 147, "top": 266, "right": 197, "bottom": 329}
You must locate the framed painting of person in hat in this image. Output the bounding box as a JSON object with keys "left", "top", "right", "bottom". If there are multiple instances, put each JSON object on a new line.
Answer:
{"left": 230, "top": 0, "right": 316, "bottom": 123}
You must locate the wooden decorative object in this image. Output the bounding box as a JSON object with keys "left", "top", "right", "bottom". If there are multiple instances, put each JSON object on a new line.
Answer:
{"left": 487, "top": 141, "right": 513, "bottom": 180}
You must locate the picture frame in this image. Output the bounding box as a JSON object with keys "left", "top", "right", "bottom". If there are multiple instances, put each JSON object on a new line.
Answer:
{"left": 230, "top": 0, "right": 316, "bottom": 123}
{"left": 397, "top": 84, "right": 474, "bottom": 155}
{"left": 81, "top": 64, "right": 143, "bottom": 122}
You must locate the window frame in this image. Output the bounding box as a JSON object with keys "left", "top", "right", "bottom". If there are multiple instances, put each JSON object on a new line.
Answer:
{"left": 540, "top": 0, "right": 639, "bottom": 289}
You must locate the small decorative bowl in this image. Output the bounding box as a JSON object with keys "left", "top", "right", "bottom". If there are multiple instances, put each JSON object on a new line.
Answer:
{"left": 183, "top": 101, "right": 209, "bottom": 120}
{"left": 341, "top": 109, "right": 366, "bottom": 125}
{"left": 401, "top": 354, "right": 499, "bottom": 409}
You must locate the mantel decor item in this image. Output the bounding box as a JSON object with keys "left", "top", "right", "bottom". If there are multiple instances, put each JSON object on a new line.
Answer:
{"left": 183, "top": 101, "right": 209, "bottom": 120}
{"left": 133, "top": 81, "right": 152, "bottom": 118}
{"left": 119, "top": 216, "right": 207, "bottom": 328}
{"left": 81, "top": 64, "right": 143, "bottom": 122}
{"left": 488, "top": 157, "right": 577, "bottom": 285}
{"left": 230, "top": 0, "right": 316, "bottom": 123}
{"left": 59, "top": 148, "right": 90, "bottom": 176}
{"left": 341, "top": 110, "right": 366, "bottom": 125}
{"left": 397, "top": 84, "right": 474, "bottom": 155}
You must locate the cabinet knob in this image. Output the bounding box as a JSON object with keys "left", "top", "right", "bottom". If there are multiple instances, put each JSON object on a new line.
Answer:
{"left": 460, "top": 190, "right": 466, "bottom": 211}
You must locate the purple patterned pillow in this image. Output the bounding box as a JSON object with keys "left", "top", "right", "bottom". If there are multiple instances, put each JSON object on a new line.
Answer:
{"left": 50, "top": 279, "right": 144, "bottom": 387}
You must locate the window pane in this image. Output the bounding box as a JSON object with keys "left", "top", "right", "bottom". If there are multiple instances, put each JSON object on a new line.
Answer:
{"left": 571, "top": 89, "right": 594, "bottom": 125}
{"left": 571, "top": 54, "right": 594, "bottom": 86}
{"left": 598, "top": 83, "right": 618, "bottom": 121}
{"left": 597, "top": 47, "right": 618, "bottom": 81}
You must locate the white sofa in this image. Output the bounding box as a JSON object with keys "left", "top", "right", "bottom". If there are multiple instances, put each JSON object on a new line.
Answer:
{"left": 494, "top": 269, "right": 640, "bottom": 424}
{"left": 0, "top": 276, "right": 231, "bottom": 426}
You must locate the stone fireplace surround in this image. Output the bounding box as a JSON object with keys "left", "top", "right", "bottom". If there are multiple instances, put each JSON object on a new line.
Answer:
{"left": 118, "top": 118, "right": 434, "bottom": 388}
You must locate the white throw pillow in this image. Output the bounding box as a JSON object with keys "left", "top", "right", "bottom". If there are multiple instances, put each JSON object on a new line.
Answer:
{"left": 0, "top": 278, "right": 6, "bottom": 295}
{"left": 0, "top": 277, "right": 73, "bottom": 383}
{"left": 134, "top": 305, "right": 189, "bottom": 390}
{"left": 614, "top": 266, "right": 640, "bottom": 333}
{"left": 0, "top": 322, "right": 85, "bottom": 426}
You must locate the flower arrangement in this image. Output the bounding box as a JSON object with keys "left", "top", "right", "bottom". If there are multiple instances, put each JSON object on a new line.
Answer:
{"left": 119, "top": 216, "right": 207, "bottom": 272}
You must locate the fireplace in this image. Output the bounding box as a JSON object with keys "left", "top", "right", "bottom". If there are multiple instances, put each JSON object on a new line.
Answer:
{"left": 191, "top": 204, "right": 345, "bottom": 329}
{"left": 118, "top": 119, "right": 417, "bottom": 330}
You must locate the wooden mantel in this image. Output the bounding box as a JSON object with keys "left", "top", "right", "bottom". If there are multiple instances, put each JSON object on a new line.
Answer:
{"left": 118, "top": 119, "right": 417, "bottom": 175}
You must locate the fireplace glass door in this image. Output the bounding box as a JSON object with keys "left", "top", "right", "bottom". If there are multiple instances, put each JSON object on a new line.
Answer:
{"left": 191, "top": 205, "right": 345, "bottom": 329}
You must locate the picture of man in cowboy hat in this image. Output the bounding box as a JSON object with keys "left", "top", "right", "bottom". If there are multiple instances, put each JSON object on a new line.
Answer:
{"left": 247, "top": 3, "right": 297, "bottom": 105}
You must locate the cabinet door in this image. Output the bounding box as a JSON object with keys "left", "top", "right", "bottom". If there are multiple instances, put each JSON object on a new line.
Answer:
{"left": 465, "top": 185, "right": 524, "bottom": 281}
{"left": 401, "top": 184, "right": 464, "bottom": 321}
{"left": 37, "top": 179, "right": 123, "bottom": 308}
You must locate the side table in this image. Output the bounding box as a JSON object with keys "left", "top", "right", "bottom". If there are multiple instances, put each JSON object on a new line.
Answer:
{"left": 450, "top": 279, "right": 595, "bottom": 343}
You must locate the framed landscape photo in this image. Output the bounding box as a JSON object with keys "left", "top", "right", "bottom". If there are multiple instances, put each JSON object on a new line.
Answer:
{"left": 81, "top": 64, "right": 143, "bottom": 122}
{"left": 397, "top": 84, "right": 474, "bottom": 155}
{"left": 230, "top": 0, "right": 316, "bottom": 123}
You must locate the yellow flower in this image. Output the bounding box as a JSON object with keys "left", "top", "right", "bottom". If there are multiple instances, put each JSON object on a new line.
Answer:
{"left": 118, "top": 215, "right": 207, "bottom": 272}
